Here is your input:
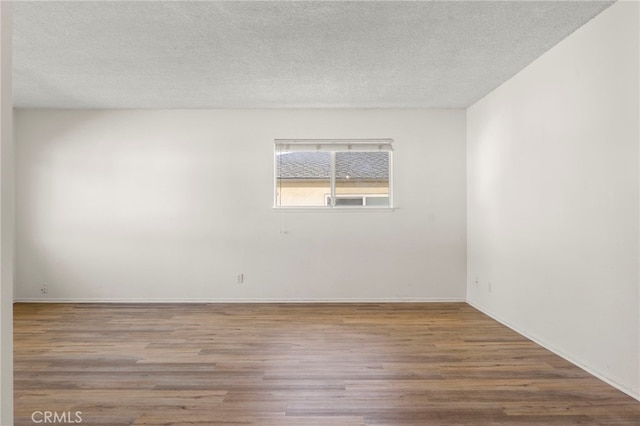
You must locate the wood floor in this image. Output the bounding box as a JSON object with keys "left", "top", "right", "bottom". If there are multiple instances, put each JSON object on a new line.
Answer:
{"left": 13, "top": 303, "right": 640, "bottom": 425}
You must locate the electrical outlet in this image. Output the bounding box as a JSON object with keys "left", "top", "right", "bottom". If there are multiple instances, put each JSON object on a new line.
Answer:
{"left": 40, "top": 283, "right": 48, "bottom": 295}
{"left": 474, "top": 278, "right": 479, "bottom": 287}
{"left": 488, "top": 282, "right": 492, "bottom": 293}
{"left": 236, "top": 273, "right": 244, "bottom": 284}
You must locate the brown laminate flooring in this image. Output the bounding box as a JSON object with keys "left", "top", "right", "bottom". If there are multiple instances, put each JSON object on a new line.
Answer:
{"left": 13, "top": 302, "right": 640, "bottom": 425}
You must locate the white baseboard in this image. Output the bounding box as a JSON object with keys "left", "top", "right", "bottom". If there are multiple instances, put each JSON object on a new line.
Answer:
{"left": 467, "top": 299, "right": 640, "bottom": 402}
{"left": 15, "top": 297, "right": 466, "bottom": 304}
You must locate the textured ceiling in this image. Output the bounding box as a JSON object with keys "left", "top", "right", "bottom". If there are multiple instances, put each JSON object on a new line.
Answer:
{"left": 13, "top": 1, "right": 614, "bottom": 109}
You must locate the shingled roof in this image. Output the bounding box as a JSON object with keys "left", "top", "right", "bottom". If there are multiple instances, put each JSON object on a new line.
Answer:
{"left": 277, "top": 152, "right": 389, "bottom": 180}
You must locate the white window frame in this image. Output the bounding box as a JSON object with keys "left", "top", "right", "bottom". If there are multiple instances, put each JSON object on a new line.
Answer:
{"left": 274, "top": 139, "right": 394, "bottom": 210}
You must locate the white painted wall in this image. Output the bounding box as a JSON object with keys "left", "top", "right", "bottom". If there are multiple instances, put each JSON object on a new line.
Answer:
{"left": 0, "top": 2, "right": 13, "bottom": 424}
{"left": 467, "top": 0, "right": 639, "bottom": 399}
{"left": 15, "top": 109, "right": 467, "bottom": 302}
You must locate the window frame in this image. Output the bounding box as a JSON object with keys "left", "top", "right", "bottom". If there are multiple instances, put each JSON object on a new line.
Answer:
{"left": 273, "top": 139, "right": 394, "bottom": 211}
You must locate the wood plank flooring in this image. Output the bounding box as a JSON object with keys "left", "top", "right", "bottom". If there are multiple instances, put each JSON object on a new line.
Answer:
{"left": 13, "top": 303, "right": 640, "bottom": 425}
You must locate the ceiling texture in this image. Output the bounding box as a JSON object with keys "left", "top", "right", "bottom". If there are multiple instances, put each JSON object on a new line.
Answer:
{"left": 13, "top": 1, "right": 614, "bottom": 109}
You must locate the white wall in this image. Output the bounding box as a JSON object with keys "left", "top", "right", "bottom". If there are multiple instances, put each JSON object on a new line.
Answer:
{"left": 467, "top": 0, "right": 639, "bottom": 399}
{"left": 15, "top": 109, "right": 467, "bottom": 302}
{"left": 0, "top": 1, "right": 13, "bottom": 424}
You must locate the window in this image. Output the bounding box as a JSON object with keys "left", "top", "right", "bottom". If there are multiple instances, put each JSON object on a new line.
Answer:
{"left": 274, "top": 139, "right": 393, "bottom": 208}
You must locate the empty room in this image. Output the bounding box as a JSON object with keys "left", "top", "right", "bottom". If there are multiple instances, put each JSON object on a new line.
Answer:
{"left": 0, "top": 0, "right": 639, "bottom": 425}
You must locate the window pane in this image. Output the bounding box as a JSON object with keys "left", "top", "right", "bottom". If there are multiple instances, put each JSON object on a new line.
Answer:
{"left": 276, "top": 151, "right": 331, "bottom": 207}
{"left": 335, "top": 152, "right": 389, "bottom": 206}
{"left": 365, "top": 196, "right": 389, "bottom": 206}
{"left": 333, "top": 197, "right": 364, "bottom": 206}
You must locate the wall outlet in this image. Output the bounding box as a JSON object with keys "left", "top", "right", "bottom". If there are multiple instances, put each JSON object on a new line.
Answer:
{"left": 40, "top": 283, "right": 48, "bottom": 295}
{"left": 488, "top": 282, "right": 492, "bottom": 293}
{"left": 236, "top": 273, "right": 244, "bottom": 284}
{"left": 474, "top": 278, "right": 479, "bottom": 287}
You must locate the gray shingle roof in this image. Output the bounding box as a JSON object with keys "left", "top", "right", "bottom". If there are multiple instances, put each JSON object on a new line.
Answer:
{"left": 277, "top": 152, "right": 389, "bottom": 180}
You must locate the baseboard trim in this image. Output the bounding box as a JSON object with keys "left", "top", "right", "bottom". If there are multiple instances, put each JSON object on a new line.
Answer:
{"left": 467, "top": 300, "right": 640, "bottom": 402}
{"left": 15, "top": 297, "right": 466, "bottom": 304}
